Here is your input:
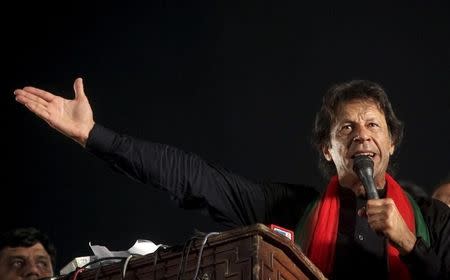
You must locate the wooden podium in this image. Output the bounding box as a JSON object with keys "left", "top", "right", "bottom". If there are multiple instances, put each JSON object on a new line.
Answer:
{"left": 60, "top": 224, "right": 326, "bottom": 280}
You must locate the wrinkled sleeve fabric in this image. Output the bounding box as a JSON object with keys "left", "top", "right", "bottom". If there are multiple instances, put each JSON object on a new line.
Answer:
{"left": 85, "top": 124, "right": 318, "bottom": 230}
{"left": 401, "top": 199, "right": 450, "bottom": 280}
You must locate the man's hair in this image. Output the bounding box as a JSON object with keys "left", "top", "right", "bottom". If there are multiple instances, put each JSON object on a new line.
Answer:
{"left": 311, "top": 80, "right": 404, "bottom": 178}
{"left": 0, "top": 227, "right": 56, "bottom": 269}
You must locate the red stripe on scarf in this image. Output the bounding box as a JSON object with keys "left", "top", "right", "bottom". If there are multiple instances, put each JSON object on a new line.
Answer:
{"left": 307, "top": 175, "right": 340, "bottom": 276}
{"left": 305, "top": 174, "right": 414, "bottom": 279}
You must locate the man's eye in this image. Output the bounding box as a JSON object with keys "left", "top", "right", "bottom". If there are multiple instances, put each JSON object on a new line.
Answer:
{"left": 341, "top": 125, "right": 352, "bottom": 132}
{"left": 368, "top": 122, "right": 379, "bottom": 128}
{"left": 37, "top": 261, "right": 50, "bottom": 269}
{"left": 11, "top": 260, "right": 24, "bottom": 268}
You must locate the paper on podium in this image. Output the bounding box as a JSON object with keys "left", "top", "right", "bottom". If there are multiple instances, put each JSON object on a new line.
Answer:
{"left": 128, "top": 239, "right": 165, "bottom": 255}
{"left": 89, "top": 239, "right": 165, "bottom": 258}
{"left": 60, "top": 239, "right": 167, "bottom": 275}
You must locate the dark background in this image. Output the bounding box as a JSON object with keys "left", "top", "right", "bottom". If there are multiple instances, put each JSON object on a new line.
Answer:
{"left": 3, "top": 1, "right": 450, "bottom": 273}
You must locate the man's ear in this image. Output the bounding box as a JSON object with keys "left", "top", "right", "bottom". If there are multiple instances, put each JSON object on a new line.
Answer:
{"left": 322, "top": 144, "right": 333, "bottom": 161}
{"left": 389, "top": 139, "right": 395, "bottom": 156}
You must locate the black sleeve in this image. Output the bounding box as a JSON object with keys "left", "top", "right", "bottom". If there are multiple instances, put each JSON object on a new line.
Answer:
{"left": 400, "top": 199, "right": 450, "bottom": 280}
{"left": 85, "top": 124, "right": 318, "bottom": 230}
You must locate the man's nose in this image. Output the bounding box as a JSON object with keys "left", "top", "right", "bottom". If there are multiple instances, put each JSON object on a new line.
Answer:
{"left": 352, "top": 125, "right": 371, "bottom": 142}
{"left": 24, "top": 262, "right": 41, "bottom": 277}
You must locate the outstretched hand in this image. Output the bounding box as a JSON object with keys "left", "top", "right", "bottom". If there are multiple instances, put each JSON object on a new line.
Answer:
{"left": 14, "top": 77, "right": 95, "bottom": 147}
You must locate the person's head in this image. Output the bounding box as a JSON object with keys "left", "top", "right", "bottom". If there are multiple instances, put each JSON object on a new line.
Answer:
{"left": 312, "top": 80, "right": 404, "bottom": 188}
{"left": 432, "top": 175, "right": 450, "bottom": 207}
{"left": 0, "top": 227, "right": 55, "bottom": 280}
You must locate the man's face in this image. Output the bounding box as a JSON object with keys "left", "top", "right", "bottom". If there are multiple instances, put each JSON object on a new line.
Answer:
{"left": 322, "top": 99, "right": 395, "bottom": 189}
{"left": 0, "top": 243, "right": 53, "bottom": 280}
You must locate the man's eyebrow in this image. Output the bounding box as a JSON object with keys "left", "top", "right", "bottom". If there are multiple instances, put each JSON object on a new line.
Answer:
{"left": 6, "top": 255, "right": 26, "bottom": 261}
{"left": 35, "top": 255, "right": 51, "bottom": 261}
{"left": 365, "top": 117, "right": 381, "bottom": 122}
{"left": 338, "top": 115, "right": 381, "bottom": 123}
{"left": 335, "top": 119, "right": 354, "bottom": 125}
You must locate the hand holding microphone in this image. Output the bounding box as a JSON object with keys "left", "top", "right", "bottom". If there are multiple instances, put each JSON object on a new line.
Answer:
{"left": 353, "top": 155, "right": 418, "bottom": 253}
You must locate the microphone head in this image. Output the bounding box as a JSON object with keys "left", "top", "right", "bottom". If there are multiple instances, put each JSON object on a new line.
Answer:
{"left": 352, "top": 155, "right": 374, "bottom": 174}
{"left": 352, "top": 155, "right": 379, "bottom": 199}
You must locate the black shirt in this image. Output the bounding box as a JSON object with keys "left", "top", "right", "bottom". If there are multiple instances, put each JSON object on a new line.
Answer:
{"left": 86, "top": 124, "right": 450, "bottom": 279}
{"left": 334, "top": 187, "right": 388, "bottom": 279}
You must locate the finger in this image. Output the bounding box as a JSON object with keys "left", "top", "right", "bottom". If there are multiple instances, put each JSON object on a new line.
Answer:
{"left": 366, "top": 203, "right": 386, "bottom": 216}
{"left": 24, "top": 102, "right": 50, "bottom": 121}
{"left": 367, "top": 213, "right": 391, "bottom": 234}
{"left": 366, "top": 198, "right": 393, "bottom": 215}
{"left": 367, "top": 213, "right": 387, "bottom": 225}
{"left": 14, "top": 89, "right": 49, "bottom": 108}
{"left": 19, "top": 86, "right": 55, "bottom": 103}
{"left": 367, "top": 216, "right": 390, "bottom": 235}
{"left": 367, "top": 219, "right": 382, "bottom": 232}
{"left": 73, "top": 77, "right": 86, "bottom": 99}
{"left": 366, "top": 198, "right": 387, "bottom": 207}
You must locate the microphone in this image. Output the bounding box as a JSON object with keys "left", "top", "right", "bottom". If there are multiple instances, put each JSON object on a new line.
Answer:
{"left": 352, "top": 155, "right": 379, "bottom": 199}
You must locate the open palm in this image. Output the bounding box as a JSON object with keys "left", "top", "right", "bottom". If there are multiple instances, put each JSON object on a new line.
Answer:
{"left": 14, "top": 78, "right": 95, "bottom": 146}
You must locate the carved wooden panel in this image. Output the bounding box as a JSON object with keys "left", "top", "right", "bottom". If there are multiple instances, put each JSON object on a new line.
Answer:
{"left": 258, "top": 237, "right": 310, "bottom": 280}
{"left": 58, "top": 224, "right": 326, "bottom": 280}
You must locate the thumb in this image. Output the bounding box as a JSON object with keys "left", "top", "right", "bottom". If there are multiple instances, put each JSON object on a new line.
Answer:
{"left": 73, "top": 77, "right": 86, "bottom": 99}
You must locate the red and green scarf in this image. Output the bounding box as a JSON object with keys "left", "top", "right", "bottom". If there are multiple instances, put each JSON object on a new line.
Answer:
{"left": 295, "top": 174, "right": 430, "bottom": 279}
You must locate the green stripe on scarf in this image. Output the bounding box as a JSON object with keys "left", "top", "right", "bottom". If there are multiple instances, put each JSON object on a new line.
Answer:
{"left": 295, "top": 194, "right": 320, "bottom": 249}
{"left": 404, "top": 192, "right": 431, "bottom": 247}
